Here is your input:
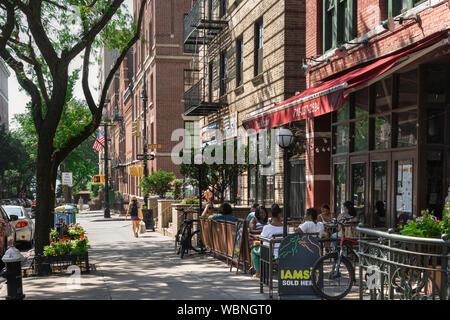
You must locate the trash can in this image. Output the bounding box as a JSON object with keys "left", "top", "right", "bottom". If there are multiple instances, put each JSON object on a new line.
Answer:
{"left": 143, "top": 209, "right": 155, "bottom": 231}
{"left": 54, "top": 205, "right": 76, "bottom": 228}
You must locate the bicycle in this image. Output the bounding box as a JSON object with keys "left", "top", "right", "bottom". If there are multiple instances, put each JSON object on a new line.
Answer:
{"left": 174, "top": 207, "right": 205, "bottom": 258}
{"left": 311, "top": 216, "right": 359, "bottom": 300}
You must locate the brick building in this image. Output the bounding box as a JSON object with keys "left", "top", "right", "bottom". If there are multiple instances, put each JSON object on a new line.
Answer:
{"left": 183, "top": 0, "right": 306, "bottom": 213}
{"left": 0, "top": 58, "right": 9, "bottom": 129}
{"left": 243, "top": 0, "right": 450, "bottom": 227}
{"left": 102, "top": 0, "right": 193, "bottom": 203}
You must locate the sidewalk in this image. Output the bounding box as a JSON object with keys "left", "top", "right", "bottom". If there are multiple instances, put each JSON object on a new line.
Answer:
{"left": 1, "top": 211, "right": 266, "bottom": 300}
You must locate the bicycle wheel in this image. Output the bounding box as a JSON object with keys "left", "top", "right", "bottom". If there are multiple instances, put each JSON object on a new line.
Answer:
{"left": 189, "top": 230, "right": 205, "bottom": 253}
{"left": 312, "top": 252, "right": 355, "bottom": 300}
{"left": 180, "top": 227, "right": 191, "bottom": 259}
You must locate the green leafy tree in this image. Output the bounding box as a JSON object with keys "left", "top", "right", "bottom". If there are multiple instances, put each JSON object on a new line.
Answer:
{"left": 139, "top": 169, "right": 176, "bottom": 198}
{"left": 172, "top": 179, "right": 182, "bottom": 200}
{"left": 0, "top": 0, "right": 147, "bottom": 255}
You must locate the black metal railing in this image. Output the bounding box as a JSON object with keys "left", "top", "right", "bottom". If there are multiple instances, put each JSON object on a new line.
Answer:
{"left": 357, "top": 225, "right": 449, "bottom": 300}
{"left": 184, "top": 0, "right": 228, "bottom": 44}
{"left": 184, "top": 79, "right": 202, "bottom": 112}
{"left": 184, "top": 0, "right": 201, "bottom": 44}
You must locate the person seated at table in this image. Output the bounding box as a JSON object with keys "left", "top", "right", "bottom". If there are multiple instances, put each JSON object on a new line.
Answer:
{"left": 208, "top": 202, "right": 236, "bottom": 223}
{"left": 295, "top": 208, "right": 324, "bottom": 237}
{"left": 201, "top": 200, "right": 215, "bottom": 218}
{"left": 331, "top": 201, "right": 358, "bottom": 241}
{"left": 251, "top": 204, "right": 283, "bottom": 279}
{"left": 246, "top": 202, "right": 259, "bottom": 222}
{"left": 249, "top": 205, "right": 268, "bottom": 234}
{"left": 318, "top": 204, "right": 334, "bottom": 223}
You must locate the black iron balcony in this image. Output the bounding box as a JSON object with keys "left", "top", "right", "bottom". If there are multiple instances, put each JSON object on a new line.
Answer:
{"left": 184, "top": 79, "right": 224, "bottom": 116}
{"left": 184, "top": 0, "right": 228, "bottom": 45}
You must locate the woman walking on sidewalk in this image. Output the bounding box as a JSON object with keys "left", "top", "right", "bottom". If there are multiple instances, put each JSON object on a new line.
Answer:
{"left": 126, "top": 196, "right": 142, "bottom": 237}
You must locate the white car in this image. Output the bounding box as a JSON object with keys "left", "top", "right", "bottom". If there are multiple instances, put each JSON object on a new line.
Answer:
{"left": 3, "top": 205, "right": 34, "bottom": 248}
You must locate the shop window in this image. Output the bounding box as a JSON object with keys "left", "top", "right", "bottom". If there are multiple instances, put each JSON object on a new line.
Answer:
{"left": 397, "top": 69, "right": 418, "bottom": 108}
{"left": 265, "top": 175, "right": 275, "bottom": 205}
{"left": 352, "top": 163, "right": 365, "bottom": 216}
{"left": 395, "top": 160, "right": 413, "bottom": 224}
{"left": 374, "top": 116, "right": 391, "bottom": 150}
{"left": 323, "top": 0, "right": 356, "bottom": 52}
{"left": 290, "top": 160, "right": 306, "bottom": 218}
{"left": 354, "top": 119, "right": 369, "bottom": 152}
{"left": 334, "top": 163, "right": 347, "bottom": 215}
{"left": 427, "top": 108, "right": 445, "bottom": 144}
{"left": 426, "top": 151, "right": 443, "bottom": 218}
{"left": 372, "top": 161, "right": 387, "bottom": 228}
{"left": 395, "top": 111, "right": 417, "bottom": 147}
{"left": 354, "top": 87, "right": 369, "bottom": 118}
{"left": 336, "top": 101, "right": 350, "bottom": 122}
{"left": 374, "top": 77, "right": 392, "bottom": 114}
{"left": 425, "top": 66, "right": 446, "bottom": 104}
{"left": 333, "top": 124, "right": 349, "bottom": 154}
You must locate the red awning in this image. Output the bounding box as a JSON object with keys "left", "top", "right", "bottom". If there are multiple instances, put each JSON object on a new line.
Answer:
{"left": 243, "top": 31, "right": 449, "bottom": 131}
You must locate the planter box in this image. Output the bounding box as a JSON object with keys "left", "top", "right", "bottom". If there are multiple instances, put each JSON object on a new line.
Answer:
{"left": 35, "top": 252, "right": 90, "bottom": 275}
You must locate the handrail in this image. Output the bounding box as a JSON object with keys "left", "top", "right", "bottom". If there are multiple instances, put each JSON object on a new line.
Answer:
{"left": 356, "top": 224, "right": 450, "bottom": 245}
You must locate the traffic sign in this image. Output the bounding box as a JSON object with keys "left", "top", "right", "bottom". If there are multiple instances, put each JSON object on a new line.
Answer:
{"left": 62, "top": 172, "right": 73, "bottom": 187}
{"left": 93, "top": 175, "right": 105, "bottom": 184}
{"left": 137, "top": 153, "right": 155, "bottom": 161}
{"left": 148, "top": 144, "right": 163, "bottom": 149}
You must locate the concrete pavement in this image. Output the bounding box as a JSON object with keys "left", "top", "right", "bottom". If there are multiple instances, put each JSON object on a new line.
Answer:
{"left": 2, "top": 210, "right": 266, "bottom": 300}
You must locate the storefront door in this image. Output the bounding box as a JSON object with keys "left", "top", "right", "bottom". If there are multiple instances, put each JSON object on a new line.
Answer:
{"left": 350, "top": 156, "right": 368, "bottom": 223}
{"left": 289, "top": 160, "right": 306, "bottom": 218}
{"left": 370, "top": 157, "right": 389, "bottom": 228}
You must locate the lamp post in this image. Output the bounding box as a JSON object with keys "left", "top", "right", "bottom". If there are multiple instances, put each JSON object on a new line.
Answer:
{"left": 277, "top": 128, "right": 294, "bottom": 237}
{"left": 141, "top": 71, "right": 149, "bottom": 210}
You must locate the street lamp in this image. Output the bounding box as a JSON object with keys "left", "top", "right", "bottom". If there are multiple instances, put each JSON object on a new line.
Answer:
{"left": 141, "top": 71, "right": 149, "bottom": 210}
{"left": 277, "top": 128, "right": 294, "bottom": 237}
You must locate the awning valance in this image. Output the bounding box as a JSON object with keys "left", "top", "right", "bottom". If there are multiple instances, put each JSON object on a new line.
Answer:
{"left": 243, "top": 31, "right": 449, "bottom": 132}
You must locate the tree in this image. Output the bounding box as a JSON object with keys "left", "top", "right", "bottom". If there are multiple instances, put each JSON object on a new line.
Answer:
{"left": 0, "top": 0, "right": 147, "bottom": 255}
{"left": 139, "top": 169, "right": 176, "bottom": 198}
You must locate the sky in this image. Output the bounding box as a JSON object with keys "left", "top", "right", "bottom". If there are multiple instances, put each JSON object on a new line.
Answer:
{"left": 7, "top": 0, "right": 134, "bottom": 130}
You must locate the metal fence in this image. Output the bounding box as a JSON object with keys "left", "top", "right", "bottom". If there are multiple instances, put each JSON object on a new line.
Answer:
{"left": 357, "top": 225, "right": 449, "bottom": 300}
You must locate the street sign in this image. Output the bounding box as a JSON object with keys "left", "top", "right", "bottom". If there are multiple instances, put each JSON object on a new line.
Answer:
{"left": 62, "top": 172, "right": 73, "bottom": 187}
{"left": 148, "top": 144, "right": 163, "bottom": 149}
{"left": 137, "top": 153, "right": 155, "bottom": 161}
{"left": 93, "top": 175, "right": 105, "bottom": 184}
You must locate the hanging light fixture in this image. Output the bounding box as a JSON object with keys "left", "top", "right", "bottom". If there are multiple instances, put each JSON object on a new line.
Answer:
{"left": 335, "top": 39, "right": 370, "bottom": 58}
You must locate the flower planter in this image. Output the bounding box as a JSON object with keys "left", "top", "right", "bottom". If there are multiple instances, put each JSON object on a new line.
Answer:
{"left": 35, "top": 251, "right": 90, "bottom": 275}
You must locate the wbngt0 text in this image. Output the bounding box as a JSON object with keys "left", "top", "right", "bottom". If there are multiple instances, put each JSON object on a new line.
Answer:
{"left": 220, "top": 304, "right": 271, "bottom": 316}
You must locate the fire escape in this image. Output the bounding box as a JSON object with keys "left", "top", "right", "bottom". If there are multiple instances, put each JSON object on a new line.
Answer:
{"left": 183, "top": 0, "right": 228, "bottom": 116}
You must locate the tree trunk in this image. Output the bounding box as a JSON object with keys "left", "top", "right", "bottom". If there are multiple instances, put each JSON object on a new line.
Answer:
{"left": 34, "top": 141, "right": 59, "bottom": 256}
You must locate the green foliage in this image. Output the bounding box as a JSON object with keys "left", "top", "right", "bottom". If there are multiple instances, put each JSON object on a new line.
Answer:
{"left": 138, "top": 169, "right": 176, "bottom": 198}
{"left": 90, "top": 183, "right": 104, "bottom": 198}
{"left": 173, "top": 180, "right": 183, "bottom": 200}
{"left": 181, "top": 196, "right": 199, "bottom": 205}
{"left": 400, "top": 210, "right": 450, "bottom": 238}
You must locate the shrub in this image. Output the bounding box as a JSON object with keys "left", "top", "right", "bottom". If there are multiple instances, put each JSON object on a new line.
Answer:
{"left": 400, "top": 209, "right": 450, "bottom": 238}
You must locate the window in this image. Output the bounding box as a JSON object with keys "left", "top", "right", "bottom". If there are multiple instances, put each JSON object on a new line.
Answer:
{"left": 372, "top": 161, "right": 387, "bottom": 228}
{"left": 184, "top": 69, "right": 199, "bottom": 93}
{"left": 184, "top": 121, "right": 200, "bottom": 150}
{"left": 208, "top": 61, "right": 214, "bottom": 102}
{"left": 236, "top": 37, "right": 244, "bottom": 86}
{"left": 184, "top": 15, "right": 196, "bottom": 53}
{"left": 254, "top": 18, "right": 263, "bottom": 76}
{"left": 395, "top": 111, "right": 417, "bottom": 147}
{"left": 334, "top": 163, "right": 347, "bottom": 215}
{"left": 323, "top": 0, "right": 356, "bottom": 52}
{"left": 220, "top": 50, "right": 227, "bottom": 97}
{"left": 220, "top": 0, "right": 227, "bottom": 18}
{"left": 352, "top": 163, "right": 366, "bottom": 214}
{"left": 388, "top": 0, "right": 426, "bottom": 17}
{"left": 395, "top": 160, "right": 414, "bottom": 222}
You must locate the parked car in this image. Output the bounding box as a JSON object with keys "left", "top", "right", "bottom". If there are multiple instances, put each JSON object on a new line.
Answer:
{"left": 3, "top": 205, "right": 34, "bottom": 248}
{"left": 0, "top": 206, "right": 17, "bottom": 267}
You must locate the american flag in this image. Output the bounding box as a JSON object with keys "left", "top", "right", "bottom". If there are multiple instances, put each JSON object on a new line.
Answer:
{"left": 92, "top": 132, "right": 105, "bottom": 152}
